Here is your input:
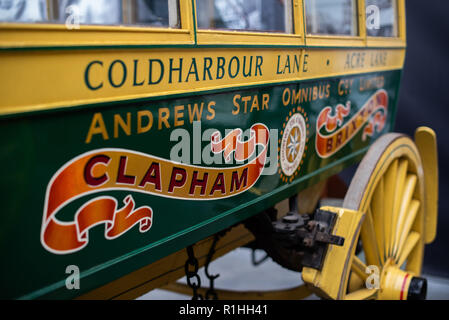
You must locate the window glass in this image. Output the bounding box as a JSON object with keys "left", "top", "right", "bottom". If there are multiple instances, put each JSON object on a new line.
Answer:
{"left": 196, "top": 0, "right": 293, "bottom": 33}
{"left": 365, "top": 0, "right": 397, "bottom": 37}
{"left": 0, "top": 0, "right": 179, "bottom": 28}
{"left": 305, "top": 0, "right": 358, "bottom": 36}
{"left": 57, "top": 0, "right": 122, "bottom": 25}
{"left": 133, "top": 0, "right": 178, "bottom": 27}
{"left": 0, "top": 0, "right": 48, "bottom": 23}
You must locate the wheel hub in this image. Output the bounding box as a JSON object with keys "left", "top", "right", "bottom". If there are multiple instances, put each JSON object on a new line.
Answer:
{"left": 379, "top": 264, "right": 427, "bottom": 300}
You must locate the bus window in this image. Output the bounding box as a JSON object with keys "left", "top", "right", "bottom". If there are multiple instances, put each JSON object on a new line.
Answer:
{"left": 123, "top": 0, "right": 179, "bottom": 28}
{"left": 0, "top": 0, "right": 179, "bottom": 28}
{"left": 56, "top": 0, "right": 123, "bottom": 25}
{"left": 56, "top": 0, "right": 179, "bottom": 27}
{"left": 305, "top": 0, "right": 358, "bottom": 36}
{"left": 196, "top": 0, "right": 293, "bottom": 34}
{"left": 0, "top": 0, "right": 48, "bottom": 23}
{"left": 365, "top": 0, "right": 397, "bottom": 37}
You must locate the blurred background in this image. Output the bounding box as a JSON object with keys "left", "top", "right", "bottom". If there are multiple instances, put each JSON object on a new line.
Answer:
{"left": 396, "top": 0, "right": 449, "bottom": 278}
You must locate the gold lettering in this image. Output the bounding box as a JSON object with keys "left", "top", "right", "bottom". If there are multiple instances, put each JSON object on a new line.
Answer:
{"left": 250, "top": 95, "right": 259, "bottom": 112}
{"left": 137, "top": 110, "right": 153, "bottom": 134}
{"left": 174, "top": 105, "right": 185, "bottom": 127}
{"left": 262, "top": 94, "right": 270, "bottom": 110}
{"left": 188, "top": 103, "right": 204, "bottom": 123}
{"left": 158, "top": 108, "right": 171, "bottom": 129}
{"left": 232, "top": 95, "right": 241, "bottom": 115}
{"left": 114, "top": 113, "right": 131, "bottom": 138}
{"left": 85, "top": 112, "right": 109, "bottom": 144}
{"left": 207, "top": 101, "right": 216, "bottom": 120}
{"left": 241, "top": 96, "right": 251, "bottom": 114}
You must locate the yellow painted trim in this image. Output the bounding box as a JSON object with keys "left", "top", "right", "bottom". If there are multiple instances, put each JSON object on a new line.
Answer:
{"left": 398, "top": 0, "right": 407, "bottom": 42}
{"left": 302, "top": 206, "right": 365, "bottom": 300}
{"left": 0, "top": 48, "right": 405, "bottom": 116}
{"left": 293, "top": 0, "right": 306, "bottom": 41}
{"left": 196, "top": 30, "right": 304, "bottom": 46}
{"left": 357, "top": 0, "right": 367, "bottom": 43}
{"left": 0, "top": 25, "right": 193, "bottom": 47}
{"left": 366, "top": 37, "right": 406, "bottom": 48}
{"left": 179, "top": 0, "right": 193, "bottom": 31}
{"left": 305, "top": 35, "right": 365, "bottom": 48}
{"left": 414, "top": 127, "right": 439, "bottom": 244}
{"left": 181, "top": 0, "right": 195, "bottom": 42}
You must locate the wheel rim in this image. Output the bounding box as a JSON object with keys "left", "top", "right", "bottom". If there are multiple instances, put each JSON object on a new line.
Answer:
{"left": 342, "top": 133, "right": 426, "bottom": 300}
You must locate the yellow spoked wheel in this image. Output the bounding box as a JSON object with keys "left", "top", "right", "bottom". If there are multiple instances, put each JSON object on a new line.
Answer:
{"left": 342, "top": 133, "right": 427, "bottom": 300}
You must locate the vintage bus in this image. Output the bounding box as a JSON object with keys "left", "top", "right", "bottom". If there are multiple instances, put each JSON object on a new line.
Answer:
{"left": 0, "top": 0, "right": 438, "bottom": 300}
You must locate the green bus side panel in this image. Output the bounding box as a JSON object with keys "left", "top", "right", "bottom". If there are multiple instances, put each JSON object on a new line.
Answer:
{"left": 0, "top": 70, "right": 401, "bottom": 299}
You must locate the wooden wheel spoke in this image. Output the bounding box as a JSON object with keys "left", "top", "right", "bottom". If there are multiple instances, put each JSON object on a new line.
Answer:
{"left": 383, "top": 159, "right": 398, "bottom": 258}
{"left": 389, "top": 159, "right": 408, "bottom": 256}
{"left": 361, "top": 207, "right": 382, "bottom": 266}
{"left": 371, "top": 179, "right": 385, "bottom": 264}
{"left": 394, "top": 199, "right": 420, "bottom": 259}
{"left": 351, "top": 256, "right": 369, "bottom": 281}
{"left": 397, "top": 231, "right": 421, "bottom": 267}
{"left": 393, "top": 174, "right": 417, "bottom": 256}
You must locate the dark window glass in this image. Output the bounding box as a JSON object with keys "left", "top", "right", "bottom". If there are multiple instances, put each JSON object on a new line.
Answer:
{"left": 0, "top": 0, "right": 180, "bottom": 28}
{"left": 0, "top": 0, "right": 48, "bottom": 23}
{"left": 124, "top": 0, "right": 179, "bottom": 27}
{"left": 57, "top": 0, "right": 122, "bottom": 25}
{"left": 305, "top": 0, "right": 358, "bottom": 36}
{"left": 196, "top": 0, "right": 293, "bottom": 33}
{"left": 365, "top": 0, "right": 397, "bottom": 37}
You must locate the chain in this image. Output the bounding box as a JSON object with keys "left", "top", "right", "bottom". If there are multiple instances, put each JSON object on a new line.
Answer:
{"left": 184, "top": 245, "right": 203, "bottom": 300}
{"left": 184, "top": 229, "right": 229, "bottom": 300}
{"left": 204, "top": 234, "right": 220, "bottom": 300}
{"left": 251, "top": 248, "right": 269, "bottom": 266}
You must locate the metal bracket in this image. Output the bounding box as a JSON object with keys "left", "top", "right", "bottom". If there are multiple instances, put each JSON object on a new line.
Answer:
{"left": 272, "top": 209, "right": 345, "bottom": 270}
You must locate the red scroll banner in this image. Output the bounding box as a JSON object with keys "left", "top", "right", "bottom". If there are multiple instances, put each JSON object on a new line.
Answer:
{"left": 315, "top": 89, "right": 388, "bottom": 158}
{"left": 41, "top": 123, "right": 270, "bottom": 254}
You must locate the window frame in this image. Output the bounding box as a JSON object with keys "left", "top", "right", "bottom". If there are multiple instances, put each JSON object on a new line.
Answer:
{"left": 303, "top": 0, "right": 405, "bottom": 48}
{"left": 121, "top": 0, "right": 180, "bottom": 27}
{"left": 304, "top": 0, "right": 366, "bottom": 48}
{"left": 365, "top": 0, "right": 406, "bottom": 48}
{"left": 0, "top": 0, "right": 406, "bottom": 50}
{"left": 194, "top": 0, "right": 305, "bottom": 47}
{"left": 0, "top": 0, "right": 195, "bottom": 48}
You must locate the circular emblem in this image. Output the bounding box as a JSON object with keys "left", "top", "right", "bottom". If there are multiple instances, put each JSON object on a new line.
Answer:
{"left": 279, "top": 108, "right": 309, "bottom": 182}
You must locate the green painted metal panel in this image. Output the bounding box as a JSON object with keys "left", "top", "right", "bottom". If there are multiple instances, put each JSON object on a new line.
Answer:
{"left": 0, "top": 70, "right": 402, "bottom": 299}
